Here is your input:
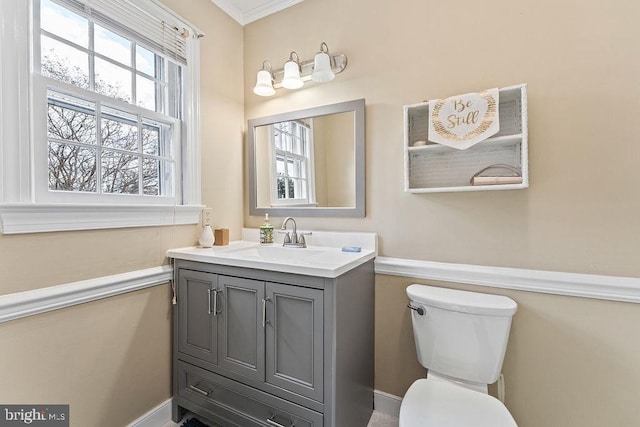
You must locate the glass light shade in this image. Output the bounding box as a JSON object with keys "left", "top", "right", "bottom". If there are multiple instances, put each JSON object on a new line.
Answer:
{"left": 312, "top": 51, "right": 335, "bottom": 82}
{"left": 281, "top": 61, "right": 304, "bottom": 89}
{"left": 253, "top": 69, "right": 275, "bottom": 96}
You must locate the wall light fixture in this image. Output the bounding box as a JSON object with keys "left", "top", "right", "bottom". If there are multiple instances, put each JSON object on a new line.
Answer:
{"left": 281, "top": 52, "right": 304, "bottom": 89}
{"left": 253, "top": 61, "right": 275, "bottom": 96}
{"left": 252, "top": 42, "right": 347, "bottom": 97}
{"left": 312, "top": 42, "right": 335, "bottom": 83}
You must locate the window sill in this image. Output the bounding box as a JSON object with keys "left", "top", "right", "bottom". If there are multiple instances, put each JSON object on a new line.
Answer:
{"left": 0, "top": 203, "right": 203, "bottom": 234}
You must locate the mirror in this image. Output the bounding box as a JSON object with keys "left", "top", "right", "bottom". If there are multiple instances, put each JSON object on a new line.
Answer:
{"left": 248, "top": 99, "right": 365, "bottom": 217}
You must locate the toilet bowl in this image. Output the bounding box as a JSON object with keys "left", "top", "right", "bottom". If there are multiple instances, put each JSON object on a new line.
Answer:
{"left": 399, "top": 377, "right": 517, "bottom": 427}
{"left": 400, "top": 284, "right": 518, "bottom": 426}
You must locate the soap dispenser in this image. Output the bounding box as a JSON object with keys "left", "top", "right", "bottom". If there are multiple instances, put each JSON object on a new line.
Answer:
{"left": 259, "top": 213, "right": 274, "bottom": 244}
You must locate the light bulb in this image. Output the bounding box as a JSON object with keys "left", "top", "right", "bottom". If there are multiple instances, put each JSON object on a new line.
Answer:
{"left": 312, "top": 51, "right": 334, "bottom": 82}
{"left": 253, "top": 69, "right": 275, "bottom": 96}
{"left": 281, "top": 56, "right": 303, "bottom": 89}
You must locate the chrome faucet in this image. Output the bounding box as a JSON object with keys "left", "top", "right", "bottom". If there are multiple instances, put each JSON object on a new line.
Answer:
{"left": 281, "top": 217, "right": 308, "bottom": 248}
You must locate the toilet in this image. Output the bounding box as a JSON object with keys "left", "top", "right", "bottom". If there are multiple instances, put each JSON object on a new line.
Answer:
{"left": 400, "top": 284, "right": 518, "bottom": 427}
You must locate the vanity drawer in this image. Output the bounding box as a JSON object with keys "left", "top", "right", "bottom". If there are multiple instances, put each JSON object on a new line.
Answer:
{"left": 178, "top": 361, "right": 323, "bottom": 427}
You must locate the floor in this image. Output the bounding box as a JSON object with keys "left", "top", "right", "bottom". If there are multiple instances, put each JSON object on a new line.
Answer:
{"left": 165, "top": 410, "right": 399, "bottom": 427}
{"left": 367, "top": 411, "right": 400, "bottom": 427}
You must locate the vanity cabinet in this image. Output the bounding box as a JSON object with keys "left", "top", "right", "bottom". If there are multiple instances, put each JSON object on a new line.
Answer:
{"left": 172, "top": 259, "right": 374, "bottom": 427}
{"left": 178, "top": 269, "right": 219, "bottom": 365}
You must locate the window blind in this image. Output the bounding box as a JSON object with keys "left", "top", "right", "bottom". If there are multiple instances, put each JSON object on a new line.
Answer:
{"left": 55, "top": 0, "right": 190, "bottom": 66}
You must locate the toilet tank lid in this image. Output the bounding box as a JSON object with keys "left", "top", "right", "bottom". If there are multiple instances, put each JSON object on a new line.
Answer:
{"left": 407, "top": 284, "right": 517, "bottom": 316}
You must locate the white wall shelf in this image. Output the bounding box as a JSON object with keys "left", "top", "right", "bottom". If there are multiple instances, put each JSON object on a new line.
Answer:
{"left": 404, "top": 84, "right": 528, "bottom": 193}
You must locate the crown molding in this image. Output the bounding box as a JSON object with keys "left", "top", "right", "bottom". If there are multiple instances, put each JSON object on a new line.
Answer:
{"left": 210, "top": 0, "right": 304, "bottom": 25}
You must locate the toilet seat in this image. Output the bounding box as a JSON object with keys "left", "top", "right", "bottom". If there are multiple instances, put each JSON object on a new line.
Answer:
{"left": 399, "top": 378, "right": 517, "bottom": 427}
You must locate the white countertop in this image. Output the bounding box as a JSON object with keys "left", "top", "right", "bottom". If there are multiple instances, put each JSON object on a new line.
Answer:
{"left": 167, "top": 229, "right": 377, "bottom": 278}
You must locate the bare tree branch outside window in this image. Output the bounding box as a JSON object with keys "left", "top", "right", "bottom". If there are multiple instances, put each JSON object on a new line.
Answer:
{"left": 43, "top": 52, "right": 170, "bottom": 196}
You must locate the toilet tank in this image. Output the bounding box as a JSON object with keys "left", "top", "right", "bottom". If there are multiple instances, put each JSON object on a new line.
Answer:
{"left": 406, "top": 284, "right": 517, "bottom": 385}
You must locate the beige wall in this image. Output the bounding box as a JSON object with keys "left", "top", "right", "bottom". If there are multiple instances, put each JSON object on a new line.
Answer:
{"left": 0, "top": 226, "right": 195, "bottom": 427}
{"left": 0, "top": 0, "right": 244, "bottom": 425}
{"left": 376, "top": 275, "right": 640, "bottom": 426}
{"left": 168, "top": 0, "right": 245, "bottom": 240}
{"left": 313, "top": 113, "right": 355, "bottom": 207}
{"left": 243, "top": 0, "right": 640, "bottom": 426}
{"left": 0, "top": 226, "right": 194, "bottom": 294}
{"left": 313, "top": 119, "right": 329, "bottom": 207}
{"left": 255, "top": 124, "right": 273, "bottom": 207}
{"left": 0, "top": 285, "right": 173, "bottom": 426}
{"left": 243, "top": 0, "right": 640, "bottom": 277}
{"left": 2, "top": 0, "right": 639, "bottom": 424}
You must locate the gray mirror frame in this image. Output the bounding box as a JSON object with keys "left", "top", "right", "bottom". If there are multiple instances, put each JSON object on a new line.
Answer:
{"left": 248, "top": 99, "right": 365, "bottom": 217}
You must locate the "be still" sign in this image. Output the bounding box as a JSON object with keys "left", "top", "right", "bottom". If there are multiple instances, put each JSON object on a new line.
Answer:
{"left": 428, "top": 88, "right": 500, "bottom": 150}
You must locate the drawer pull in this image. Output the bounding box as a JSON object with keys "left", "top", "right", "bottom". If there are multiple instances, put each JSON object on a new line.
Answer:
{"left": 213, "top": 289, "right": 220, "bottom": 316}
{"left": 189, "top": 384, "right": 210, "bottom": 396}
{"left": 266, "top": 415, "right": 294, "bottom": 427}
{"left": 262, "top": 297, "right": 271, "bottom": 328}
{"left": 208, "top": 289, "right": 221, "bottom": 316}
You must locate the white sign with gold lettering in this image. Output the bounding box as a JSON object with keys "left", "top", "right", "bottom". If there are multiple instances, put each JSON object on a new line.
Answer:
{"left": 428, "top": 88, "right": 500, "bottom": 150}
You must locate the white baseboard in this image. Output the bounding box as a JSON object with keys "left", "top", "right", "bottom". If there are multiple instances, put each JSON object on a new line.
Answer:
{"left": 374, "top": 389, "right": 402, "bottom": 418}
{"left": 127, "top": 399, "right": 172, "bottom": 427}
{"left": 128, "top": 393, "right": 402, "bottom": 426}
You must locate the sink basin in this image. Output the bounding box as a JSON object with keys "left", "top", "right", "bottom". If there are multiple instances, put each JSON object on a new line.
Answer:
{"left": 220, "top": 245, "right": 326, "bottom": 261}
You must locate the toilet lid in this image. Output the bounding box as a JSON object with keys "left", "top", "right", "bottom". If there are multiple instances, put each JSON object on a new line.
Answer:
{"left": 399, "top": 379, "right": 517, "bottom": 427}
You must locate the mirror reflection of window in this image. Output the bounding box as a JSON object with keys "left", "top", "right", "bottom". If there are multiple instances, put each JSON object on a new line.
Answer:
{"left": 270, "top": 120, "right": 316, "bottom": 206}
{"left": 250, "top": 99, "right": 364, "bottom": 217}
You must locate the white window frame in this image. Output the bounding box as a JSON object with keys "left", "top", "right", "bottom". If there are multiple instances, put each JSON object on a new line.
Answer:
{"left": 0, "top": 0, "right": 203, "bottom": 234}
{"left": 269, "top": 120, "right": 317, "bottom": 207}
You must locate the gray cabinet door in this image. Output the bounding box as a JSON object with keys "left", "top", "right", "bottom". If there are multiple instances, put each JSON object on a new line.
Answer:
{"left": 178, "top": 269, "right": 218, "bottom": 365}
{"left": 265, "top": 282, "right": 324, "bottom": 402}
{"left": 217, "top": 275, "right": 265, "bottom": 381}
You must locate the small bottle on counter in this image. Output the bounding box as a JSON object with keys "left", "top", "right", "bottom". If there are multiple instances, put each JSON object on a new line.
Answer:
{"left": 259, "top": 213, "right": 274, "bottom": 244}
{"left": 199, "top": 225, "right": 215, "bottom": 248}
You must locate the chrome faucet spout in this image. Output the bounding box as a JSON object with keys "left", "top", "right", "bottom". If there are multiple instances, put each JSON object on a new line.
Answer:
{"left": 281, "top": 216, "right": 297, "bottom": 236}
{"left": 281, "top": 217, "right": 306, "bottom": 247}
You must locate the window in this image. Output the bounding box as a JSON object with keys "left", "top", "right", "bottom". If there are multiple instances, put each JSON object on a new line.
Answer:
{"left": 270, "top": 120, "right": 316, "bottom": 206}
{"left": 47, "top": 91, "right": 175, "bottom": 197}
{"left": 0, "top": 0, "right": 202, "bottom": 233}
{"left": 37, "top": 0, "right": 182, "bottom": 202}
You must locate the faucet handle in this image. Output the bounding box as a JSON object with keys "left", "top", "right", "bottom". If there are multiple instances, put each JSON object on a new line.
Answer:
{"left": 277, "top": 230, "right": 291, "bottom": 244}
{"left": 298, "top": 233, "right": 308, "bottom": 247}
{"left": 299, "top": 232, "right": 312, "bottom": 245}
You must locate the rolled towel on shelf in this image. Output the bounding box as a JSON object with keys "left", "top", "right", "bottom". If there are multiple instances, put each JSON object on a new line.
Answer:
{"left": 470, "top": 164, "right": 522, "bottom": 186}
{"left": 471, "top": 176, "right": 523, "bottom": 186}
